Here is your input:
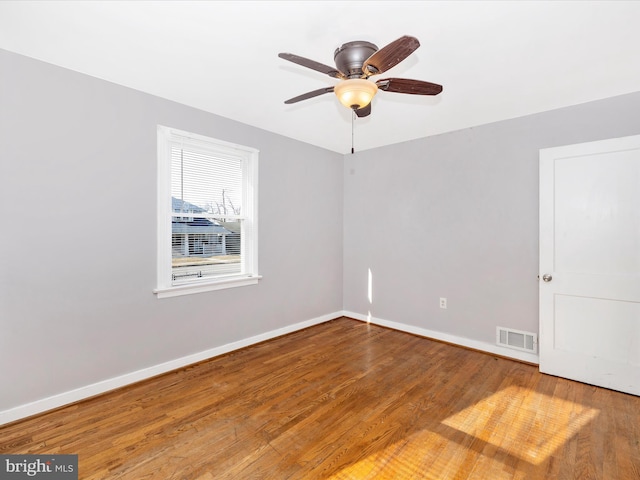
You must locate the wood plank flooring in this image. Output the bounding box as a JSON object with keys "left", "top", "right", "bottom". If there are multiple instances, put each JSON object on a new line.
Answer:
{"left": 1, "top": 317, "right": 639, "bottom": 479}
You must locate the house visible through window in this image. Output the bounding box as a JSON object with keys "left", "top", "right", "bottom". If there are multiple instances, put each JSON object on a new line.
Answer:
{"left": 156, "top": 126, "right": 259, "bottom": 298}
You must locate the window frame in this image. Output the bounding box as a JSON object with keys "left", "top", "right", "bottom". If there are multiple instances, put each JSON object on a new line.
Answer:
{"left": 155, "top": 125, "right": 260, "bottom": 298}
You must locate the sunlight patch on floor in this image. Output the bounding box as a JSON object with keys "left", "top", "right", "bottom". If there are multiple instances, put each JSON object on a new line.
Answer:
{"left": 326, "top": 385, "right": 600, "bottom": 479}
{"left": 325, "top": 430, "right": 452, "bottom": 480}
{"left": 324, "top": 427, "right": 521, "bottom": 480}
{"left": 441, "top": 385, "right": 600, "bottom": 465}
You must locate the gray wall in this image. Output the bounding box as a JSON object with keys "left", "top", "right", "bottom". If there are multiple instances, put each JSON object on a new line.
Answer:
{"left": 0, "top": 49, "right": 344, "bottom": 412}
{"left": 343, "top": 92, "right": 640, "bottom": 345}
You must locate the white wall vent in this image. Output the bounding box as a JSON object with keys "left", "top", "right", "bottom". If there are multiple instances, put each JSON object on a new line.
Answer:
{"left": 496, "top": 327, "right": 537, "bottom": 354}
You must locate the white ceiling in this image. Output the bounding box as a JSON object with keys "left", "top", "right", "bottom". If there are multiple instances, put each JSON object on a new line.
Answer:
{"left": 1, "top": 1, "right": 640, "bottom": 154}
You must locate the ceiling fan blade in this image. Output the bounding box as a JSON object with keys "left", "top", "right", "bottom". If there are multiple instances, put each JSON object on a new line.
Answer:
{"left": 284, "top": 86, "right": 335, "bottom": 104}
{"left": 362, "top": 35, "right": 420, "bottom": 76}
{"left": 376, "top": 78, "right": 443, "bottom": 95}
{"left": 278, "top": 53, "right": 345, "bottom": 79}
{"left": 355, "top": 103, "right": 371, "bottom": 118}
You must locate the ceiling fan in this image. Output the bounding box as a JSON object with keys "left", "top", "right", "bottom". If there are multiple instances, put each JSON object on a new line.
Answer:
{"left": 278, "top": 35, "right": 443, "bottom": 118}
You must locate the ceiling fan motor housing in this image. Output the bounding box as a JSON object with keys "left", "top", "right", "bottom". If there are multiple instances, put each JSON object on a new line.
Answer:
{"left": 334, "top": 41, "right": 378, "bottom": 78}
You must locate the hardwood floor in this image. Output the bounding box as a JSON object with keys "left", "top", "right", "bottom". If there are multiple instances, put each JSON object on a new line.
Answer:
{"left": 1, "top": 317, "right": 639, "bottom": 479}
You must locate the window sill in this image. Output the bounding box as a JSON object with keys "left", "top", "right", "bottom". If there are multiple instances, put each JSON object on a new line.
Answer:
{"left": 154, "top": 275, "right": 262, "bottom": 298}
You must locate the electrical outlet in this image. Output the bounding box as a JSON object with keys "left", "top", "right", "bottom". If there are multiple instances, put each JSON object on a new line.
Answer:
{"left": 439, "top": 297, "right": 447, "bottom": 309}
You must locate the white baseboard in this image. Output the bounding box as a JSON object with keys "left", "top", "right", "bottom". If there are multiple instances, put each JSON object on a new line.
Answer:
{"left": 342, "top": 310, "right": 540, "bottom": 365}
{"left": 0, "top": 311, "right": 341, "bottom": 426}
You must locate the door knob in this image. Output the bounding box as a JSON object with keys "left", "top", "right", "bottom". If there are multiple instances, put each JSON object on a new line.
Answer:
{"left": 542, "top": 274, "right": 553, "bottom": 282}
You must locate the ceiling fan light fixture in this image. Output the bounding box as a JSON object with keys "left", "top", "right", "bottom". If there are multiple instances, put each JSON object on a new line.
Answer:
{"left": 334, "top": 79, "right": 378, "bottom": 110}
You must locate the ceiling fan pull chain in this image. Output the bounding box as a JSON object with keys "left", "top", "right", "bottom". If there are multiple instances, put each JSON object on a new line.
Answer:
{"left": 351, "top": 109, "right": 355, "bottom": 154}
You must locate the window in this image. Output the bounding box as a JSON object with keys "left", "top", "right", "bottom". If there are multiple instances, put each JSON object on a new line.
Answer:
{"left": 155, "top": 126, "right": 259, "bottom": 298}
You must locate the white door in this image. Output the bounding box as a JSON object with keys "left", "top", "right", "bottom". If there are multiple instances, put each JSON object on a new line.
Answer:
{"left": 539, "top": 134, "right": 640, "bottom": 396}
